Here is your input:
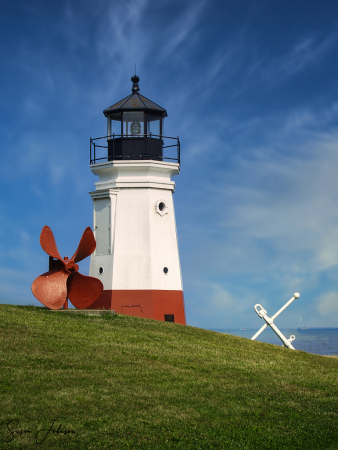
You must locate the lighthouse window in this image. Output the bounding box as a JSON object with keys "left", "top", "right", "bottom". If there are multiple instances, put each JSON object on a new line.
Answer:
{"left": 163, "top": 267, "right": 168, "bottom": 274}
{"left": 156, "top": 200, "right": 168, "bottom": 216}
{"left": 123, "top": 112, "right": 144, "bottom": 137}
{"left": 108, "top": 113, "right": 122, "bottom": 138}
{"left": 146, "top": 115, "right": 161, "bottom": 137}
{"left": 98, "top": 267, "right": 104, "bottom": 275}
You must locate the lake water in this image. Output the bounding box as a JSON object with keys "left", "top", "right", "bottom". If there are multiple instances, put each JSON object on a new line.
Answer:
{"left": 214, "top": 328, "right": 338, "bottom": 356}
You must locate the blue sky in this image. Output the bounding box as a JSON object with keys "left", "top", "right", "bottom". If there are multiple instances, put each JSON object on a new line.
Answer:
{"left": 1, "top": 0, "right": 338, "bottom": 332}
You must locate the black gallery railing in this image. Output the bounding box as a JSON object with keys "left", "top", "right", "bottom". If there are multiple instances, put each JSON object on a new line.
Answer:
{"left": 90, "top": 134, "right": 180, "bottom": 165}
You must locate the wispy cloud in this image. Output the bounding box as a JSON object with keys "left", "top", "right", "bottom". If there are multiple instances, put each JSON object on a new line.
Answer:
{"left": 258, "top": 32, "right": 337, "bottom": 86}
{"left": 222, "top": 32, "right": 338, "bottom": 100}
{"left": 160, "top": 0, "right": 207, "bottom": 60}
{"left": 316, "top": 291, "right": 338, "bottom": 325}
{"left": 96, "top": 0, "right": 150, "bottom": 69}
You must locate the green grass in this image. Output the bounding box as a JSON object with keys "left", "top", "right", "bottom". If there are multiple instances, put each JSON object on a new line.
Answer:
{"left": 0, "top": 304, "right": 337, "bottom": 449}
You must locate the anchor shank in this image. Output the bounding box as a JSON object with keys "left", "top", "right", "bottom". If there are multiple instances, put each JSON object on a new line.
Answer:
{"left": 269, "top": 322, "right": 295, "bottom": 349}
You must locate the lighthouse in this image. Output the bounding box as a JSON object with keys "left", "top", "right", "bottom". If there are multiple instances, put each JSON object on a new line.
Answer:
{"left": 88, "top": 76, "right": 186, "bottom": 325}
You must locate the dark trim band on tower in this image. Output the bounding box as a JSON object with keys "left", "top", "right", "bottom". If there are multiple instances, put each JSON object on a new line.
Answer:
{"left": 90, "top": 134, "right": 180, "bottom": 165}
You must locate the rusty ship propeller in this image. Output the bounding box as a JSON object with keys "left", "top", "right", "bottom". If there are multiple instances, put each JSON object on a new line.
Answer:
{"left": 32, "top": 226, "right": 103, "bottom": 310}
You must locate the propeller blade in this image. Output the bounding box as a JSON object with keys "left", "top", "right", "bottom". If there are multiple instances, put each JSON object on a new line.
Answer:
{"left": 40, "top": 226, "right": 63, "bottom": 261}
{"left": 67, "top": 272, "right": 103, "bottom": 309}
{"left": 31, "top": 269, "right": 69, "bottom": 310}
{"left": 71, "top": 227, "right": 96, "bottom": 263}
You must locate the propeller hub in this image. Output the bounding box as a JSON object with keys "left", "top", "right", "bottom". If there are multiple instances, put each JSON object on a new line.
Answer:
{"left": 64, "top": 259, "right": 79, "bottom": 274}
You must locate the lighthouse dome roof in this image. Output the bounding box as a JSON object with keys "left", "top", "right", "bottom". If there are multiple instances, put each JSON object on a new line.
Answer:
{"left": 103, "top": 76, "right": 167, "bottom": 118}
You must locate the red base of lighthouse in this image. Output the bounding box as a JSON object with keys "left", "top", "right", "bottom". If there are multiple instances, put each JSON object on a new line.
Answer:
{"left": 87, "top": 290, "right": 186, "bottom": 325}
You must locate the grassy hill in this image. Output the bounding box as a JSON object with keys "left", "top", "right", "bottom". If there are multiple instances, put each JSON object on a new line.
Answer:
{"left": 0, "top": 304, "right": 337, "bottom": 449}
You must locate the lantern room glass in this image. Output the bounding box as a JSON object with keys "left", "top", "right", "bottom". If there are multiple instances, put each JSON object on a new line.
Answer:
{"left": 122, "top": 112, "right": 144, "bottom": 137}
{"left": 108, "top": 112, "right": 122, "bottom": 138}
{"left": 146, "top": 114, "right": 162, "bottom": 138}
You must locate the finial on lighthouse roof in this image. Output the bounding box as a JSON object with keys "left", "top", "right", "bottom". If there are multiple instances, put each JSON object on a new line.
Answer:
{"left": 131, "top": 75, "right": 140, "bottom": 93}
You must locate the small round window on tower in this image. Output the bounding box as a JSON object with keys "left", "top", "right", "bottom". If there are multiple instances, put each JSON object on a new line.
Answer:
{"left": 98, "top": 267, "right": 104, "bottom": 275}
{"left": 163, "top": 267, "right": 168, "bottom": 274}
{"left": 156, "top": 200, "right": 168, "bottom": 216}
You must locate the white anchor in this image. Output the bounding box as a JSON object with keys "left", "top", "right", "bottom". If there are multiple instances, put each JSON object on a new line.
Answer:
{"left": 251, "top": 293, "right": 300, "bottom": 350}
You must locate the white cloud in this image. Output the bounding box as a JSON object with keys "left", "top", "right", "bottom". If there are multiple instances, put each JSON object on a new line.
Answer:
{"left": 185, "top": 277, "right": 261, "bottom": 327}
{"left": 316, "top": 291, "right": 338, "bottom": 318}
{"left": 180, "top": 107, "right": 338, "bottom": 327}
{"left": 206, "top": 129, "right": 338, "bottom": 271}
{"left": 0, "top": 266, "right": 37, "bottom": 303}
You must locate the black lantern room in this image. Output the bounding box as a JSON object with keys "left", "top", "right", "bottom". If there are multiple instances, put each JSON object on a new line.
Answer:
{"left": 103, "top": 75, "right": 167, "bottom": 161}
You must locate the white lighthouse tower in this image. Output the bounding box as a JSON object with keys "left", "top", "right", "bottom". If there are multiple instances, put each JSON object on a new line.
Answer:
{"left": 88, "top": 76, "right": 186, "bottom": 324}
